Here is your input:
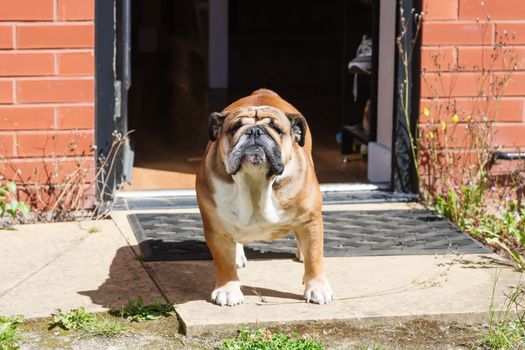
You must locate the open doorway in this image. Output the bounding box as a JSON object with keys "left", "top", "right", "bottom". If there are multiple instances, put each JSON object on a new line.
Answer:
{"left": 125, "top": 0, "right": 382, "bottom": 190}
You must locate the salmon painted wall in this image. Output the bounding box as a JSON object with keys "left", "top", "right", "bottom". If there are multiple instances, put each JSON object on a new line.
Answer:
{"left": 421, "top": 0, "right": 525, "bottom": 150}
{"left": 0, "top": 0, "right": 95, "bottom": 206}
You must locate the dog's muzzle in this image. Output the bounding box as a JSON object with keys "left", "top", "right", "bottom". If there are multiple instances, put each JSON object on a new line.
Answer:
{"left": 225, "top": 125, "right": 284, "bottom": 176}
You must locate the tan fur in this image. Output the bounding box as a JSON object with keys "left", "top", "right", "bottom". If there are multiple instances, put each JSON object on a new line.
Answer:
{"left": 195, "top": 89, "right": 331, "bottom": 305}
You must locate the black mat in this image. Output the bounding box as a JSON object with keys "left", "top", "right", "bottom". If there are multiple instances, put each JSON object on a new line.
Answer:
{"left": 128, "top": 209, "right": 490, "bottom": 261}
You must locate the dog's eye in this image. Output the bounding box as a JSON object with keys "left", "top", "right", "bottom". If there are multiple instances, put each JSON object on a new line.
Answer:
{"left": 228, "top": 123, "right": 242, "bottom": 135}
{"left": 270, "top": 122, "right": 284, "bottom": 136}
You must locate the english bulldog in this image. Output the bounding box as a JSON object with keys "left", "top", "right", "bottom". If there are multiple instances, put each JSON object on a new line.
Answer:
{"left": 195, "top": 88, "right": 333, "bottom": 306}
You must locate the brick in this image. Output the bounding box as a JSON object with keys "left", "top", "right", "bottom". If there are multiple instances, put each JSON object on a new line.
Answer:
{"left": 0, "top": 106, "right": 55, "bottom": 130}
{"left": 58, "top": 52, "right": 94, "bottom": 76}
{"left": 58, "top": 0, "right": 94, "bottom": 20}
{"left": 420, "top": 98, "right": 524, "bottom": 123}
{"left": 0, "top": 53, "right": 55, "bottom": 77}
{"left": 57, "top": 105, "right": 94, "bottom": 129}
{"left": 457, "top": 46, "right": 525, "bottom": 71}
{"left": 490, "top": 158, "right": 524, "bottom": 175}
{"left": 422, "top": 0, "right": 458, "bottom": 20}
{"left": 459, "top": 0, "right": 525, "bottom": 20}
{"left": 493, "top": 124, "right": 525, "bottom": 147}
{"left": 437, "top": 124, "right": 500, "bottom": 148}
{"left": 0, "top": 158, "right": 95, "bottom": 185}
{"left": 497, "top": 22, "right": 525, "bottom": 45}
{"left": 0, "top": 80, "right": 13, "bottom": 104}
{"left": 422, "top": 22, "right": 494, "bottom": 46}
{"left": 0, "top": 25, "right": 13, "bottom": 49}
{"left": 421, "top": 47, "right": 457, "bottom": 72}
{"left": 17, "top": 131, "right": 94, "bottom": 157}
{"left": 0, "top": 0, "right": 54, "bottom": 21}
{"left": 15, "top": 182, "right": 96, "bottom": 210}
{"left": 421, "top": 73, "right": 489, "bottom": 97}
{"left": 497, "top": 72, "right": 525, "bottom": 96}
{"left": 17, "top": 24, "right": 94, "bottom": 49}
{"left": 18, "top": 79, "right": 94, "bottom": 103}
{"left": 0, "top": 134, "right": 14, "bottom": 156}
{"left": 458, "top": 98, "right": 524, "bottom": 122}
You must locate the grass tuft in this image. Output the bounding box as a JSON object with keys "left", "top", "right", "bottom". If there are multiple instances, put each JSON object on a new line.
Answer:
{"left": 0, "top": 315, "right": 23, "bottom": 350}
{"left": 116, "top": 297, "right": 175, "bottom": 322}
{"left": 478, "top": 274, "right": 525, "bottom": 349}
{"left": 219, "top": 329, "right": 323, "bottom": 350}
{"left": 50, "top": 307, "right": 127, "bottom": 337}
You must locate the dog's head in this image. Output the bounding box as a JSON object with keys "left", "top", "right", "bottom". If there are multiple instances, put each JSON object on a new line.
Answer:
{"left": 208, "top": 106, "right": 307, "bottom": 177}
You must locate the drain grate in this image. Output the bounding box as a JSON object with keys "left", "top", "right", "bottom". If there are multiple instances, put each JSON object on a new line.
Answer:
{"left": 128, "top": 209, "right": 490, "bottom": 261}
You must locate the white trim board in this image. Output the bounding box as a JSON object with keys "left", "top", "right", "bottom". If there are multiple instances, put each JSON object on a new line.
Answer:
{"left": 115, "top": 183, "right": 388, "bottom": 199}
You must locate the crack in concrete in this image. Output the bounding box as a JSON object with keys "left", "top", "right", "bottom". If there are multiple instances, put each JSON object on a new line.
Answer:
{"left": 0, "top": 233, "right": 89, "bottom": 299}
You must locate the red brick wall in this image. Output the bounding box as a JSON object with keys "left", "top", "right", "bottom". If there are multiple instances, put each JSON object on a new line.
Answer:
{"left": 0, "top": 0, "right": 95, "bottom": 208}
{"left": 421, "top": 0, "right": 525, "bottom": 150}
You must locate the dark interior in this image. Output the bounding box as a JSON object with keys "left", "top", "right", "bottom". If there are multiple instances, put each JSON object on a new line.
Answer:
{"left": 128, "top": 0, "right": 376, "bottom": 189}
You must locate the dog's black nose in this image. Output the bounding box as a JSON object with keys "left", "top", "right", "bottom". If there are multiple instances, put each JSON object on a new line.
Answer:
{"left": 247, "top": 126, "right": 264, "bottom": 138}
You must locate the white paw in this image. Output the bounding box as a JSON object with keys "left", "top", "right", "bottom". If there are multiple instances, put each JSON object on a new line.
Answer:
{"left": 236, "top": 243, "right": 248, "bottom": 268}
{"left": 304, "top": 276, "right": 333, "bottom": 305}
{"left": 211, "top": 281, "right": 245, "bottom": 306}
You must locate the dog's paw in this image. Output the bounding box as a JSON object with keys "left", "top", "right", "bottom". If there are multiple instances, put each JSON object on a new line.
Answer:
{"left": 236, "top": 243, "right": 247, "bottom": 268}
{"left": 304, "top": 276, "right": 333, "bottom": 305}
{"left": 211, "top": 281, "right": 245, "bottom": 306}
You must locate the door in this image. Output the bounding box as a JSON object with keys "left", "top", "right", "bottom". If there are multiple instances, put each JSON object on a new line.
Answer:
{"left": 95, "top": 0, "right": 133, "bottom": 199}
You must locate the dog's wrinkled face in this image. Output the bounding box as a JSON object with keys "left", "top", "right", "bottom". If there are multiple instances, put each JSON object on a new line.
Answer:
{"left": 208, "top": 106, "right": 307, "bottom": 177}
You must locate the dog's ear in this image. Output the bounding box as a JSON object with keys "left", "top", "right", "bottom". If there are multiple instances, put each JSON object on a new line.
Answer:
{"left": 286, "top": 113, "right": 307, "bottom": 147}
{"left": 208, "top": 111, "right": 228, "bottom": 141}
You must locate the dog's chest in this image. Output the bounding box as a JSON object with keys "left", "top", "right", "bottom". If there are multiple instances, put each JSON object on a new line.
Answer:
{"left": 211, "top": 175, "right": 292, "bottom": 243}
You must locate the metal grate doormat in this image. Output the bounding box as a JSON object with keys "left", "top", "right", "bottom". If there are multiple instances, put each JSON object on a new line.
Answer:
{"left": 128, "top": 210, "right": 490, "bottom": 261}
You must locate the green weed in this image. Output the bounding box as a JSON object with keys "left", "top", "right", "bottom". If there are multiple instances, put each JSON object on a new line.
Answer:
{"left": 467, "top": 199, "right": 525, "bottom": 270}
{"left": 78, "top": 318, "right": 127, "bottom": 337}
{"left": 0, "top": 315, "right": 23, "bottom": 350}
{"left": 50, "top": 307, "right": 126, "bottom": 337}
{"left": 116, "top": 297, "right": 175, "bottom": 322}
{"left": 219, "top": 329, "right": 323, "bottom": 350}
{"left": 0, "top": 179, "right": 30, "bottom": 227}
{"left": 478, "top": 274, "right": 525, "bottom": 349}
{"left": 50, "top": 307, "right": 95, "bottom": 331}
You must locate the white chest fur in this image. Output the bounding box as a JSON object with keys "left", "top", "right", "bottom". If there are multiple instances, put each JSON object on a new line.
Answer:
{"left": 212, "top": 168, "right": 292, "bottom": 243}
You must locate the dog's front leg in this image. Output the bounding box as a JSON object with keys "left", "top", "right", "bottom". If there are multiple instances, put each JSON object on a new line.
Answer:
{"left": 205, "top": 230, "right": 244, "bottom": 306}
{"left": 295, "top": 216, "right": 333, "bottom": 304}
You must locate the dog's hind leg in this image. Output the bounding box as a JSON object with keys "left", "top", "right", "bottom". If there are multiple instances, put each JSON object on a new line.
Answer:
{"left": 294, "top": 232, "right": 304, "bottom": 263}
{"left": 236, "top": 243, "right": 248, "bottom": 268}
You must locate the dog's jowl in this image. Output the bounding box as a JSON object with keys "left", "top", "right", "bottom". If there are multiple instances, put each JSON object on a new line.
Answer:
{"left": 195, "top": 88, "right": 333, "bottom": 306}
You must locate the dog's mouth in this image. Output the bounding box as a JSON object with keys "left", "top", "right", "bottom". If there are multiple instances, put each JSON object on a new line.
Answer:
{"left": 225, "top": 129, "right": 284, "bottom": 176}
{"left": 241, "top": 145, "right": 267, "bottom": 166}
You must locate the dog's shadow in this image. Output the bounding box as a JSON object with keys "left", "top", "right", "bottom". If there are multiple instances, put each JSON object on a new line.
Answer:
{"left": 79, "top": 245, "right": 303, "bottom": 309}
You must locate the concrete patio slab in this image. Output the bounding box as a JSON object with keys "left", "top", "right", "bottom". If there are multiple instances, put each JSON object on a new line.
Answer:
{"left": 0, "top": 220, "right": 163, "bottom": 318}
{"left": 144, "top": 254, "right": 522, "bottom": 336}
